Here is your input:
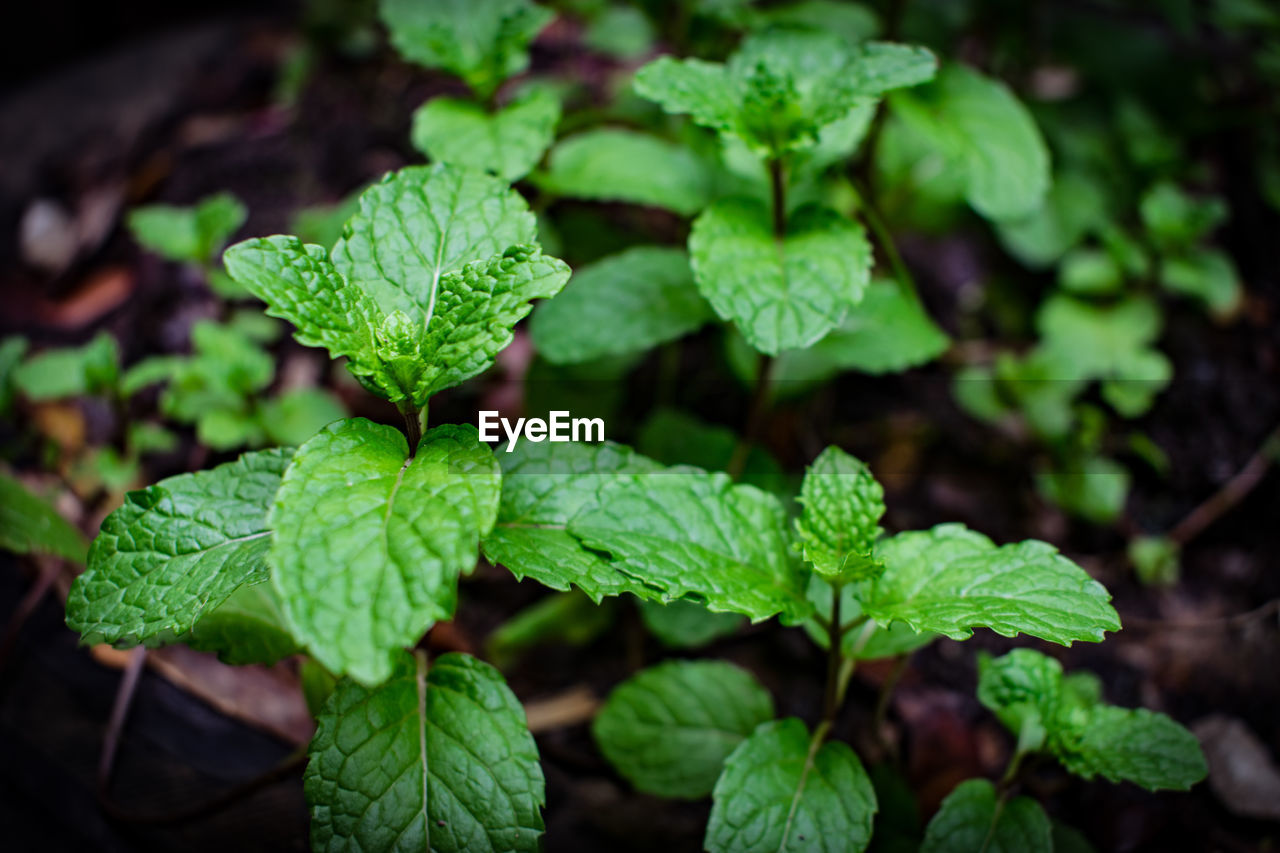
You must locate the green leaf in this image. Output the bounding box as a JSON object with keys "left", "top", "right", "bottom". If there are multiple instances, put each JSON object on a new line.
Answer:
{"left": 66, "top": 448, "right": 292, "bottom": 647}
{"left": 13, "top": 331, "right": 119, "bottom": 401}
{"left": 794, "top": 446, "right": 885, "bottom": 582}
{"left": 920, "top": 779, "right": 1051, "bottom": 853}
{"left": 569, "top": 467, "right": 812, "bottom": 623}
{"left": 258, "top": 387, "right": 347, "bottom": 447}
{"left": 804, "top": 575, "right": 937, "bottom": 661}
{"left": 270, "top": 420, "right": 499, "bottom": 685}
{"left": 1036, "top": 454, "right": 1130, "bottom": 525}
{"left": 706, "top": 718, "right": 877, "bottom": 853}
{"left": 690, "top": 199, "right": 872, "bottom": 354}
{"left": 1159, "top": 247, "right": 1243, "bottom": 317}
{"left": 486, "top": 590, "right": 614, "bottom": 667}
{"left": 1128, "top": 535, "right": 1180, "bottom": 586}
{"left": 636, "top": 407, "right": 787, "bottom": 493}
{"left": 635, "top": 32, "right": 935, "bottom": 157}
{"left": 127, "top": 192, "right": 247, "bottom": 265}
{"left": 378, "top": 0, "right": 553, "bottom": 98}
{"left": 584, "top": 5, "right": 655, "bottom": 58}
{"left": 637, "top": 598, "right": 745, "bottom": 648}
{"left": 483, "top": 441, "right": 667, "bottom": 601}
{"left": 593, "top": 660, "right": 774, "bottom": 799}
{"left": 411, "top": 88, "right": 561, "bottom": 181}
{"left": 531, "top": 247, "right": 711, "bottom": 363}
{"left": 888, "top": 64, "right": 1050, "bottom": 220}
{"left": 188, "top": 578, "right": 302, "bottom": 665}
{"left": 1054, "top": 705, "right": 1207, "bottom": 791}
{"left": 330, "top": 164, "right": 538, "bottom": 318}
{"left": 223, "top": 235, "right": 382, "bottom": 370}
{"left": 0, "top": 473, "right": 87, "bottom": 562}
{"left": 0, "top": 336, "right": 29, "bottom": 414}
{"left": 977, "top": 648, "right": 1064, "bottom": 751}
{"left": 307, "top": 650, "right": 544, "bottom": 851}
{"left": 754, "top": 0, "right": 881, "bottom": 45}
{"left": 536, "top": 129, "right": 714, "bottom": 216}
{"left": 1058, "top": 248, "right": 1124, "bottom": 296}
{"left": 996, "top": 171, "right": 1110, "bottom": 268}
{"left": 865, "top": 524, "right": 1120, "bottom": 645}
{"left": 1139, "top": 182, "right": 1227, "bottom": 252}
{"left": 290, "top": 192, "right": 363, "bottom": 252}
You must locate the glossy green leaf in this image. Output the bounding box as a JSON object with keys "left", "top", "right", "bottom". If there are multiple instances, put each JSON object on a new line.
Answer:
{"left": 378, "top": 0, "right": 553, "bottom": 98}
{"left": 66, "top": 448, "right": 292, "bottom": 647}
{"left": 593, "top": 660, "right": 774, "bottom": 799}
{"left": 794, "top": 447, "right": 885, "bottom": 582}
{"left": 1054, "top": 706, "right": 1207, "bottom": 791}
{"left": 483, "top": 441, "right": 667, "bottom": 602}
{"left": 865, "top": 524, "right": 1120, "bottom": 646}
{"left": 706, "top": 718, "right": 877, "bottom": 853}
{"left": 920, "top": 779, "right": 1051, "bottom": 853}
{"left": 569, "top": 467, "right": 812, "bottom": 623}
{"left": 531, "top": 247, "right": 711, "bottom": 363}
{"left": 888, "top": 64, "right": 1050, "bottom": 220}
{"left": 307, "top": 650, "right": 544, "bottom": 851}
{"left": 411, "top": 88, "right": 561, "bottom": 181}
{"left": 188, "top": 577, "right": 302, "bottom": 665}
{"left": 690, "top": 199, "right": 872, "bottom": 355}
{"left": 127, "top": 192, "right": 247, "bottom": 265}
{"left": 537, "top": 129, "right": 714, "bottom": 216}
{"left": 0, "top": 473, "right": 87, "bottom": 562}
{"left": 270, "top": 420, "right": 499, "bottom": 685}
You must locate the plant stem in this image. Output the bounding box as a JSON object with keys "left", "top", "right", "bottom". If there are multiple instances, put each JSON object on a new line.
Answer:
{"left": 1168, "top": 424, "right": 1279, "bottom": 547}
{"left": 726, "top": 353, "right": 775, "bottom": 480}
{"left": 852, "top": 178, "right": 920, "bottom": 304}
{"left": 821, "top": 583, "right": 844, "bottom": 725}
{"left": 769, "top": 157, "right": 788, "bottom": 238}
{"left": 398, "top": 400, "right": 423, "bottom": 455}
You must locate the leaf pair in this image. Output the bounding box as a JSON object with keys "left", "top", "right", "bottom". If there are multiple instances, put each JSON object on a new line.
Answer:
{"left": 223, "top": 164, "right": 570, "bottom": 409}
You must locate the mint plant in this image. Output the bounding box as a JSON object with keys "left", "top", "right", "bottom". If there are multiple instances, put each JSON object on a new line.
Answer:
{"left": 380, "top": 0, "right": 560, "bottom": 181}
{"left": 127, "top": 191, "right": 248, "bottom": 298}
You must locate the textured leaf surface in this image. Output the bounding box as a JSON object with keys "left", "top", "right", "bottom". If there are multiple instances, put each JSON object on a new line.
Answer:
{"left": 593, "top": 660, "right": 774, "bottom": 798}
{"left": 307, "top": 651, "right": 544, "bottom": 852}
{"left": 889, "top": 64, "right": 1049, "bottom": 219}
{"left": 224, "top": 236, "right": 381, "bottom": 368}
{"left": 537, "top": 129, "right": 714, "bottom": 216}
{"left": 531, "top": 247, "right": 711, "bottom": 363}
{"left": 482, "top": 441, "right": 665, "bottom": 602}
{"left": 378, "top": 0, "right": 553, "bottom": 98}
{"left": 690, "top": 199, "right": 872, "bottom": 354}
{"left": 66, "top": 449, "right": 292, "bottom": 647}
{"left": 570, "top": 467, "right": 811, "bottom": 623}
{"left": 707, "top": 718, "right": 877, "bottom": 853}
{"left": 412, "top": 89, "right": 560, "bottom": 181}
{"left": 188, "top": 577, "right": 302, "bottom": 665}
{"left": 271, "top": 420, "right": 499, "bottom": 685}
{"left": 1055, "top": 706, "right": 1207, "bottom": 791}
{"left": 865, "top": 524, "right": 1120, "bottom": 645}
{"left": 0, "top": 472, "right": 87, "bottom": 562}
{"left": 920, "top": 779, "right": 1051, "bottom": 853}
{"left": 794, "top": 446, "right": 885, "bottom": 582}
{"left": 330, "top": 164, "right": 537, "bottom": 318}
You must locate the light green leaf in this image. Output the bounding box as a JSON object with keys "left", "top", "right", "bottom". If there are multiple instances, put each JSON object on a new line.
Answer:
{"left": 531, "top": 247, "right": 712, "bottom": 363}
{"left": 584, "top": 5, "right": 655, "bottom": 58}
{"left": 411, "top": 88, "right": 561, "bottom": 181}
{"left": 638, "top": 598, "right": 745, "bottom": 648}
{"left": 889, "top": 64, "right": 1050, "bottom": 220}
{"left": 13, "top": 331, "right": 119, "bottom": 401}
{"left": 270, "top": 420, "right": 499, "bottom": 685}
{"left": 0, "top": 336, "right": 28, "bottom": 414}
{"left": 378, "top": 0, "right": 553, "bottom": 98}
{"left": 754, "top": 0, "right": 881, "bottom": 45}
{"left": 65, "top": 448, "right": 292, "bottom": 647}
{"left": 486, "top": 590, "right": 614, "bottom": 667}
{"left": 188, "top": 578, "right": 302, "bottom": 665}
{"left": 593, "top": 660, "right": 774, "bottom": 799}
{"left": 1036, "top": 455, "right": 1130, "bottom": 525}
{"left": 330, "top": 164, "right": 538, "bottom": 318}
{"left": 1054, "top": 705, "right": 1207, "bottom": 791}
{"left": 1139, "top": 182, "right": 1227, "bottom": 251}
{"left": 996, "top": 171, "right": 1110, "bottom": 268}
{"left": 483, "top": 440, "right": 666, "bottom": 602}
{"left": 1128, "top": 535, "right": 1180, "bottom": 586}
{"left": 307, "top": 650, "right": 544, "bottom": 851}
{"left": 794, "top": 446, "right": 885, "bottom": 582}
{"left": 258, "top": 387, "right": 347, "bottom": 447}
{"left": 569, "top": 467, "right": 811, "bottom": 623}
{"left": 127, "top": 192, "right": 247, "bottom": 265}
{"left": 636, "top": 33, "right": 935, "bottom": 157}
{"left": 636, "top": 407, "right": 787, "bottom": 494}
{"left": 977, "top": 648, "right": 1064, "bottom": 751}
{"left": 920, "top": 779, "right": 1051, "bottom": 853}
{"left": 690, "top": 199, "right": 872, "bottom": 355}
{"left": 1058, "top": 248, "right": 1124, "bottom": 296}
{"left": 536, "top": 129, "right": 714, "bottom": 216}
{"left": 706, "top": 718, "right": 877, "bottom": 853}
{"left": 1160, "top": 247, "right": 1242, "bottom": 317}
{"left": 223, "top": 235, "right": 382, "bottom": 370}
{"left": 0, "top": 473, "right": 87, "bottom": 562}
{"left": 865, "top": 523, "right": 1120, "bottom": 645}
